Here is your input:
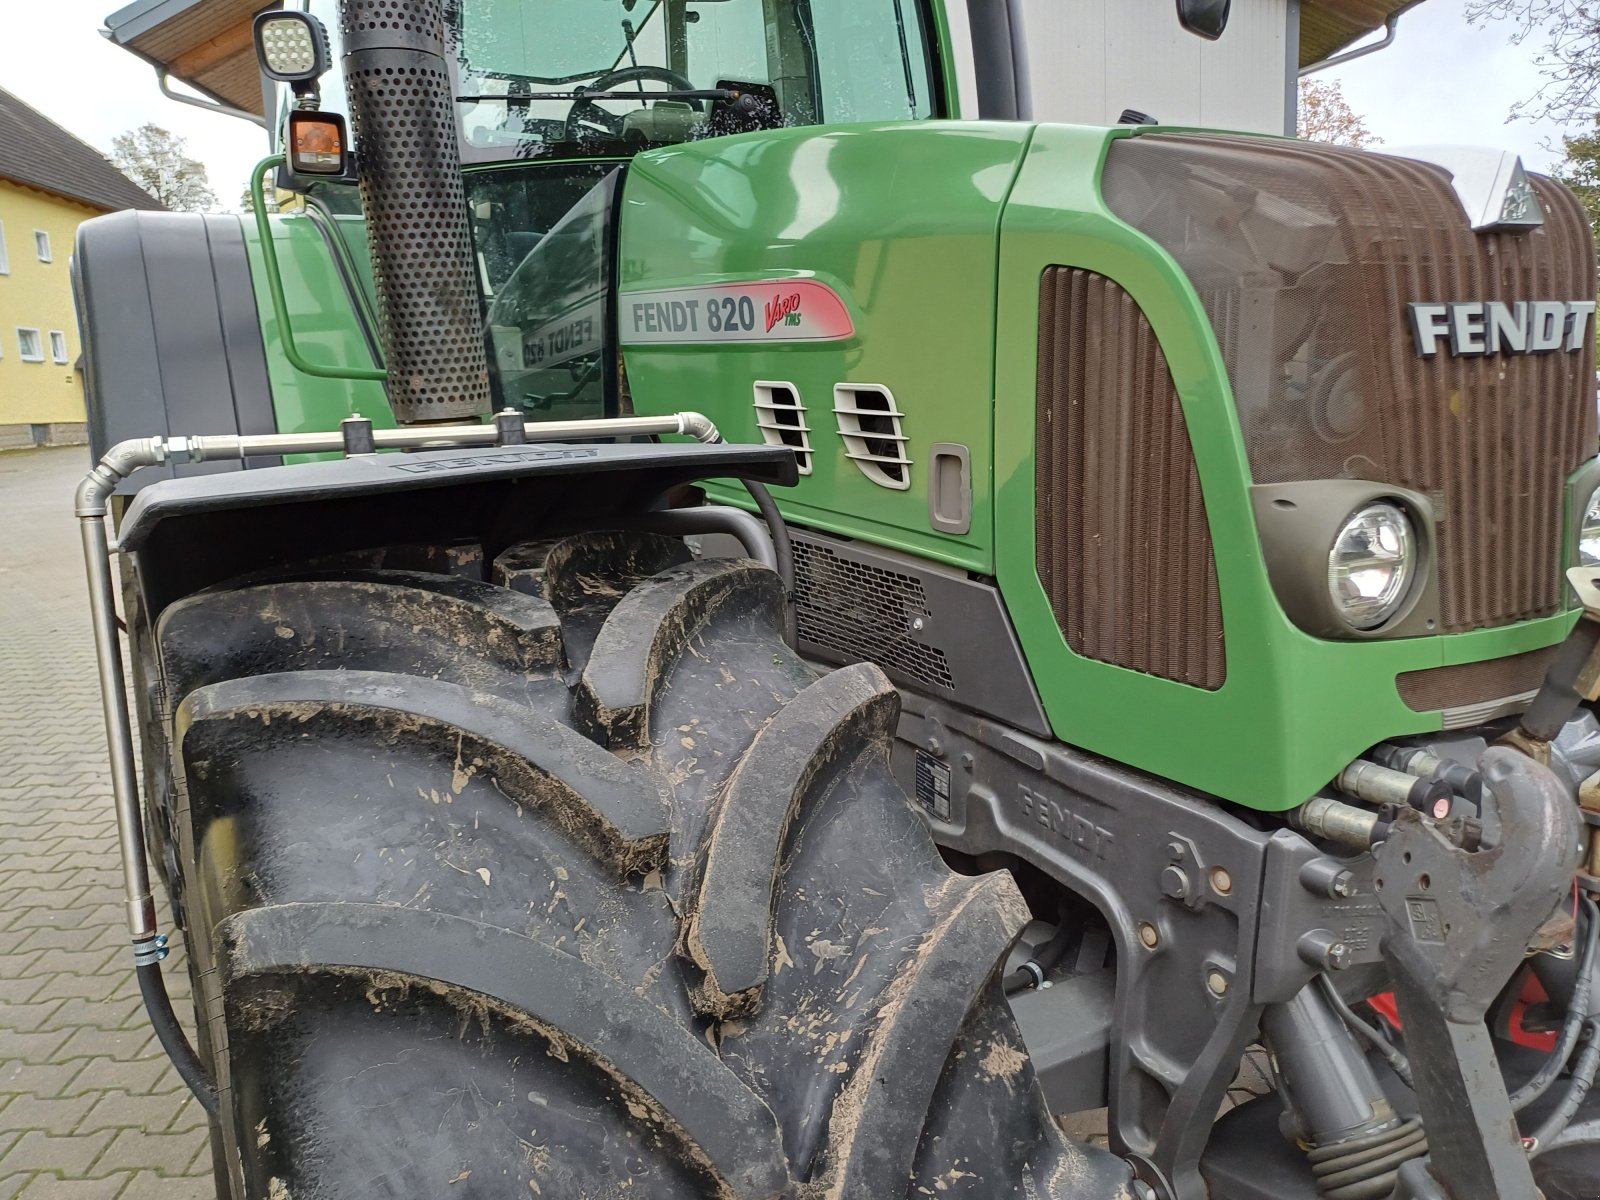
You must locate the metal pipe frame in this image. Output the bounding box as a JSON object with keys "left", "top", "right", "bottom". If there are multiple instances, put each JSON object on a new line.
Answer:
{"left": 77, "top": 410, "right": 726, "bottom": 952}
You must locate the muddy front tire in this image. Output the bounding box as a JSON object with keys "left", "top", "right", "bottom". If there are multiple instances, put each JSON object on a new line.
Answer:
{"left": 152, "top": 535, "right": 1133, "bottom": 1199}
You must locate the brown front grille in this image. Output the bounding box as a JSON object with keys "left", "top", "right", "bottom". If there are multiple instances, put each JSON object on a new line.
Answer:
{"left": 1397, "top": 645, "right": 1559, "bottom": 713}
{"left": 1104, "top": 136, "right": 1597, "bottom": 635}
{"left": 1036, "top": 268, "right": 1225, "bottom": 690}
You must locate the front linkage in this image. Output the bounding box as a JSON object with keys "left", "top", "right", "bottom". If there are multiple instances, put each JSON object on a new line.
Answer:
{"left": 911, "top": 584, "right": 1600, "bottom": 1199}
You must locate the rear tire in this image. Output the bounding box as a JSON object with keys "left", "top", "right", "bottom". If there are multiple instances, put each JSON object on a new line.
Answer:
{"left": 151, "top": 533, "right": 1133, "bottom": 1199}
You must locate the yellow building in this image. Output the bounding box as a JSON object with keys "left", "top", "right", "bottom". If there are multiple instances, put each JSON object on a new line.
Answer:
{"left": 0, "top": 89, "right": 162, "bottom": 449}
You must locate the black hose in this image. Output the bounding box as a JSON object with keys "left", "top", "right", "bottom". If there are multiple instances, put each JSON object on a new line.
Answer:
{"left": 1530, "top": 1017, "right": 1600, "bottom": 1154}
{"left": 1543, "top": 1114, "right": 1600, "bottom": 1154}
{"left": 1514, "top": 897, "right": 1599, "bottom": 1113}
{"left": 1521, "top": 618, "right": 1600, "bottom": 741}
{"left": 1318, "top": 975, "right": 1414, "bottom": 1090}
{"left": 136, "top": 960, "right": 218, "bottom": 1117}
{"left": 1003, "top": 920, "right": 1078, "bottom": 995}
{"left": 743, "top": 479, "right": 796, "bottom": 648}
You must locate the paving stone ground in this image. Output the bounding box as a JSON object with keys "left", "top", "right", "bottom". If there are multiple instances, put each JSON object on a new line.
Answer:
{"left": 0, "top": 448, "right": 213, "bottom": 1198}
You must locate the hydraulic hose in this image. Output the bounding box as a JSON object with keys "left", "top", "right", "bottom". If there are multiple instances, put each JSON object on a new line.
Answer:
{"left": 1514, "top": 897, "right": 1599, "bottom": 1113}
{"left": 1542, "top": 1114, "right": 1600, "bottom": 1154}
{"left": 742, "top": 479, "right": 796, "bottom": 648}
{"left": 1003, "top": 919, "right": 1077, "bottom": 995}
{"left": 1318, "top": 976, "right": 1414, "bottom": 1090}
{"left": 136, "top": 959, "right": 218, "bottom": 1117}
{"left": 1530, "top": 1018, "right": 1600, "bottom": 1154}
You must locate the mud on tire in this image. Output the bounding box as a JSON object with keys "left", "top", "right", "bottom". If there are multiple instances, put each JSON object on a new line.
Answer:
{"left": 152, "top": 532, "right": 1133, "bottom": 1199}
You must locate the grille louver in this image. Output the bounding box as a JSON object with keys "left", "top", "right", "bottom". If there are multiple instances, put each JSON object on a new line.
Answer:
{"left": 834, "top": 384, "right": 912, "bottom": 490}
{"left": 1036, "top": 268, "right": 1226, "bottom": 691}
{"left": 753, "top": 382, "right": 812, "bottom": 475}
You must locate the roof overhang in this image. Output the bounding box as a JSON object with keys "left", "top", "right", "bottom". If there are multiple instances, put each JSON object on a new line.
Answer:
{"left": 102, "top": 0, "right": 280, "bottom": 116}
{"left": 1299, "top": 0, "right": 1427, "bottom": 69}
{"left": 103, "top": 0, "right": 1424, "bottom": 119}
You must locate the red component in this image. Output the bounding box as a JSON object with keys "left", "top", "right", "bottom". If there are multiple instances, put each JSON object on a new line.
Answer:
{"left": 1507, "top": 972, "right": 1560, "bottom": 1052}
{"left": 1367, "top": 977, "right": 1558, "bottom": 1052}
{"left": 1368, "top": 992, "right": 1401, "bottom": 1029}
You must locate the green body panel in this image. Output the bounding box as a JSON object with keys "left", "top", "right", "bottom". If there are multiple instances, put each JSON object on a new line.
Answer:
{"left": 240, "top": 210, "right": 393, "bottom": 448}
{"left": 620, "top": 122, "right": 1036, "bottom": 573}
{"left": 240, "top": 119, "right": 1592, "bottom": 812}
{"left": 991, "top": 124, "right": 1584, "bottom": 810}
{"left": 624, "top": 119, "right": 1589, "bottom": 811}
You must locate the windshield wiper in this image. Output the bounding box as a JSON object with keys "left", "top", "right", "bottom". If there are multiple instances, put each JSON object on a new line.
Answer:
{"left": 457, "top": 89, "right": 733, "bottom": 104}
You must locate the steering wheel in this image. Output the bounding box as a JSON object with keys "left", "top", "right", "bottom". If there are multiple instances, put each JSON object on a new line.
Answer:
{"left": 565, "top": 65, "right": 703, "bottom": 140}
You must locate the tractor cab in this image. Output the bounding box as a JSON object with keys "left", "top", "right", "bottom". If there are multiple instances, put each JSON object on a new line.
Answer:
{"left": 300, "top": 0, "right": 945, "bottom": 419}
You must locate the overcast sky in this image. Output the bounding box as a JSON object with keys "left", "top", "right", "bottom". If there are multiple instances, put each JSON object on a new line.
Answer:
{"left": 1323, "top": 0, "right": 1573, "bottom": 172}
{"left": 4, "top": 0, "right": 270, "bottom": 210}
{"left": 0, "top": 0, "right": 1583, "bottom": 213}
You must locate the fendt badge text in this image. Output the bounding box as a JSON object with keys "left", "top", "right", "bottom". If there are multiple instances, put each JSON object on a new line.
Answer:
{"left": 1409, "top": 299, "right": 1597, "bottom": 357}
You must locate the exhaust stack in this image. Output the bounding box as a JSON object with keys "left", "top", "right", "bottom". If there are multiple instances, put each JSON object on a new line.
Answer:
{"left": 338, "top": 0, "right": 490, "bottom": 422}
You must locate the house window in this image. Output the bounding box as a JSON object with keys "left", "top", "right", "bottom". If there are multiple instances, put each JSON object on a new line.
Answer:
{"left": 33, "top": 231, "right": 51, "bottom": 262}
{"left": 49, "top": 331, "right": 68, "bottom": 363}
{"left": 17, "top": 328, "right": 44, "bottom": 362}
{"left": 0, "top": 221, "right": 8, "bottom": 274}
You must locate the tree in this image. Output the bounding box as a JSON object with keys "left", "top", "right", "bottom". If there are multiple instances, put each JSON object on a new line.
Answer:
{"left": 1465, "top": 0, "right": 1600, "bottom": 127}
{"left": 1554, "top": 115, "right": 1600, "bottom": 241}
{"left": 1297, "top": 78, "right": 1380, "bottom": 147}
{"left": 110, "top": 124, "right": 217, "bottom": 213}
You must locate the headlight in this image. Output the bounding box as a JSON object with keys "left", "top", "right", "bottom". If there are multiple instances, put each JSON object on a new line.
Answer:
{"left": 1328, "top": 502, "right": 1415, "bottom": 630}
{"left": 1580, "top": 486, "right": 1600, "bottom": 566}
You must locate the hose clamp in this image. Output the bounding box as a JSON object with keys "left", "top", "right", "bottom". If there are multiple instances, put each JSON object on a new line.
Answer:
{"left": 133, "top": 933, "right": 170, "bottom": 967}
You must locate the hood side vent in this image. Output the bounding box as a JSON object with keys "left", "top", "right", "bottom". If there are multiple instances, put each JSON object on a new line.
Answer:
{"left": 834, "top": 384, "right": 911, "bottom": 490}
{"left": 753, "top": 382, "right": 813, "bottom": 475}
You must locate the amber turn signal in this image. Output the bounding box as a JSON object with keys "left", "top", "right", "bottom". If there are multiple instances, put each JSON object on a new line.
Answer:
{"left": 287, "top": 111, "right": 348, "bottom": 177}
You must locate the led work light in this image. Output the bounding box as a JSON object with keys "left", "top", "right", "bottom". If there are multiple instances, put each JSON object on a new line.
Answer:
{"left": 253, "top": 11, "right": 332, "bottom": 85}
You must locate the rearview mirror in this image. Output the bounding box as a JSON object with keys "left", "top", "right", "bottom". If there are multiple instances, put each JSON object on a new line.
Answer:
{"left": 1176, "top": 0, "right": 1230, "bottom": 39}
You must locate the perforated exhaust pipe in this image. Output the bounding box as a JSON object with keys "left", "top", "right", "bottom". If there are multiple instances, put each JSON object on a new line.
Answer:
{"left": 339, "top": 0, "right": 491, "bottom": 422}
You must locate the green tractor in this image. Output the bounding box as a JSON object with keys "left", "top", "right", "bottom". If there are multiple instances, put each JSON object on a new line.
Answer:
{"left": 71, "top": 0, "right": 1600, "bottom": 1197}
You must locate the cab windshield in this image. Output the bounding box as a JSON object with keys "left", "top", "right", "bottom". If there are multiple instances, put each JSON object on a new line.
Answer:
{"left": 449, "top": 0, "right": 940, "bottom": 160}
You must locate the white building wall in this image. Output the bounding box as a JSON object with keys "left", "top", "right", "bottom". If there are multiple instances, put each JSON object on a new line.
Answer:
{"left": 1013, "top": 0, "right": 1292, "bottom": 134}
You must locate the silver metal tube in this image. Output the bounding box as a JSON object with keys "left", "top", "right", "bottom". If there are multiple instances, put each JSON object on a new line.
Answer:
{"left": 81, "top": 513, "right": 155, "bottom": 941}
{"left": 1338, "top": 759, "right": 1450, "bottom": 815}
{"left": 630, "top": 506, "right": 776, "bottom": 571}
{"left": 77, "top": 443, "right": 170, "bottom": 943}
{"left": 178, "top": 411, "right": 723, "bottom": 465}
{"left": 1291, "top": 797, "right": 1380, "bottom": 849}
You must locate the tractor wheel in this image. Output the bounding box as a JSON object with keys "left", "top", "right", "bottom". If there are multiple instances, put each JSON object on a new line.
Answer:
{"left": 151, "top": 533, "right": 1133, "bottom": 1199}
